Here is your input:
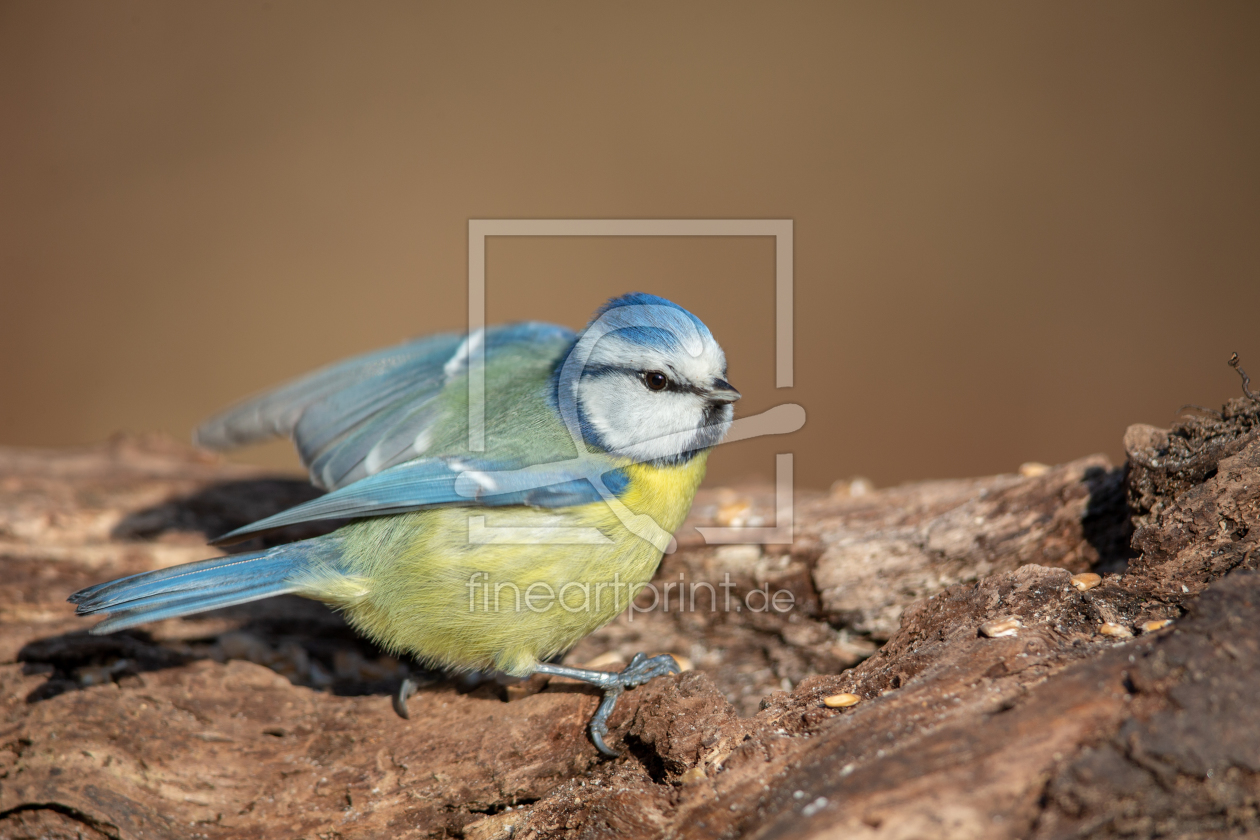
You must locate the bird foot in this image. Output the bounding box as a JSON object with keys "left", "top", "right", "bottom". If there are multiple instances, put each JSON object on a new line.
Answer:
{"left": 393, "top": 677, "right": 419, "bottom": 719}
{"left": 393, "top": 671, "right": 445, "bottom": 719}
{"left": 535, "top": 652, "right": 681, "bottom": 758}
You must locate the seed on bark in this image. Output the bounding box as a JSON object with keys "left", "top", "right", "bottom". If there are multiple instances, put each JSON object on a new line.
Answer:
{"left": 680, "top": 767, "right": 707, "bottom": 784}
{"left": 1070, "top": 573, "right": 1102, "bottom": 591}
{"left": 980, "top": 617, "right": 1023, "bottom": 638}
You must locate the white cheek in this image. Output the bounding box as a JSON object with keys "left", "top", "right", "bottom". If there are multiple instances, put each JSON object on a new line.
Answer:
{"left": 579, "top": 379, "right": 707, "bottom": 461}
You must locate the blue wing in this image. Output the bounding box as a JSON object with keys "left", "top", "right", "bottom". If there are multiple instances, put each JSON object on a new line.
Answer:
{"left": 194, "top": 333, "right": 462, "bottom": 454}
{"left": 195, "top": 322, "right": 576, "bottom": 491}
{"left": 213, "top": 455, "right": 630, "bottom": 544}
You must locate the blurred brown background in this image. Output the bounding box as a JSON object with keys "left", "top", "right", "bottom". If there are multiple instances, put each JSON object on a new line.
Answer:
{"left": 2, "top": 1, "right": 1258, "bottom": 490}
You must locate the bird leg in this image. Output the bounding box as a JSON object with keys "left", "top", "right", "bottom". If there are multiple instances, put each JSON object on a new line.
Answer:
{"left": 393, "top": 677, "right": 420, "bottom": 718}
{"left": 392, "top": 656, "right": 564, "bottom": 719}
{"left": 534, "top": 652, "right": 681, "bottom": 757}
{"left": 392, "top": 669, "right": 447, "bottom": 719}
{"left": 392, "top": 653, "right": 679, "bottom": 757}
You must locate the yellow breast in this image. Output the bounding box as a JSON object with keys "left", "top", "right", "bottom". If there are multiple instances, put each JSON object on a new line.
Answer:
{"left": 613, "top": 454, "right": 711, "bottom": 535}
{"left": 295, "top": 452, "right": 711, "bottom": 676}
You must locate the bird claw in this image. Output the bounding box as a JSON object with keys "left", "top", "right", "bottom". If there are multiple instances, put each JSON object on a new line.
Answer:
{"left": 619, "top": 652, "right": 682, "bottom": 689}
{"left": 399, "top": 653, "right": 682, "bottom": 756}
{"left": 393, "top": 677, "right": 419, "bottom": 719}
{"left": 586, "top": 653, "right": 681, "bottom": 758}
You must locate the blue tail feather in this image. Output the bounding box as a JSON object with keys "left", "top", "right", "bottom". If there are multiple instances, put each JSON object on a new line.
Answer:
{"left": 70, "top": 537, "right": 341, "bottom": 635}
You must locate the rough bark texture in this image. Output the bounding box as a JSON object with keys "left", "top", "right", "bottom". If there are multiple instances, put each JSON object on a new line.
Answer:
{"left": 0, "top": 398, "right": 1257, "bottom": 839}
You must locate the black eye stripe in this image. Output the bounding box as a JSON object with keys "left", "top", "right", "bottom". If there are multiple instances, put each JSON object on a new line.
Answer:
{"left": 580, "top": 365, "right": 709, "bottom": 396}
{"left": 634, "top": 369, "right": 714, "bottom": 397}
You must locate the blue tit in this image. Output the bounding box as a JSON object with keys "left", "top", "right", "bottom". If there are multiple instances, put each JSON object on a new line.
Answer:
{"left": 71, "top": 293, "right": 741, "bottom": 756}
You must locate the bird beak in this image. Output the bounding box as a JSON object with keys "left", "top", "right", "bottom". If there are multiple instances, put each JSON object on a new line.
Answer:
{"left": 706, "top": 379, "right": 741, "bottom": 404}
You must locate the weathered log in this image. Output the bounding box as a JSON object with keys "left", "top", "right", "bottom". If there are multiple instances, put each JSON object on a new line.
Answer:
{"left": 0, "top": 407, "right": 1256, "bottom": 838}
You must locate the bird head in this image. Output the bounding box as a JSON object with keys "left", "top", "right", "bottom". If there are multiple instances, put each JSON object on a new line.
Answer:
{"left": 556, "top": 293, "right": 740, "bottom": 465}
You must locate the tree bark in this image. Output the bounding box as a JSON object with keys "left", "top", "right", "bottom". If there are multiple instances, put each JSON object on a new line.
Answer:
{"left": 0, "top": 406, "right": 1256, "bottom": 839}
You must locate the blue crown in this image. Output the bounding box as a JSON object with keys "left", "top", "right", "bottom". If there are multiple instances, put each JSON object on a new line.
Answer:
{"left": 587, "top": 292, "right": 712, "bottom": 352}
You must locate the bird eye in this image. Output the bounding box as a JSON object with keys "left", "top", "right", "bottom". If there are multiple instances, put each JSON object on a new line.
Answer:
{"left": 643, "top": 371, "right": 669, "bottom": 391}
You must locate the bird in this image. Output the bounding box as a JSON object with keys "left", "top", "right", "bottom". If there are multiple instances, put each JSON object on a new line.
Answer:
{"left": 70, "top": 292, "right": 740, "bottom": 756}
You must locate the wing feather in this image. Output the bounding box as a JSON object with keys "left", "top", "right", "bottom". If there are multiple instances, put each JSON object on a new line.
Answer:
{"left": 213, "top": 456, "right": 629, "bottom": 544}
{"left": 194, "top": 333, "right": 462, "bottom": 452}
{"left": 195, "top": 322, "right": 576, "bottom": 491}
{"left": 197, "top": 320, "right": 612, "bottom": 544}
